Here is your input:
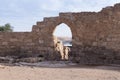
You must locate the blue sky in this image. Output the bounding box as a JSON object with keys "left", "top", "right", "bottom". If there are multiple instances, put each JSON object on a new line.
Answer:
{"left": 0, "top": 0, "right": 120, "bottom": 37}
{"left": 53, "top": 23, "right": 72, "bottom": 37}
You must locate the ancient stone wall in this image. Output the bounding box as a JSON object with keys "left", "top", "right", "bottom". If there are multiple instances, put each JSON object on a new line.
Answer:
{"left": 0, "top": 32, "right": 32, "bottom": 56}
{"left": 0, "top": 3, "right": 120, "bottom": 64}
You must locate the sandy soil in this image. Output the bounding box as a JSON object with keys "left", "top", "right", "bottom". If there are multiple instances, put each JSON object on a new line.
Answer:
{"left": 0, "top": 62, "right": 120, "bottom": 80}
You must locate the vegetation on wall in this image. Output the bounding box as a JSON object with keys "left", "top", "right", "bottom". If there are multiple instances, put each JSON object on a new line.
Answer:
{"left": 0, "top": 23, "right": 13, "bottom": 32}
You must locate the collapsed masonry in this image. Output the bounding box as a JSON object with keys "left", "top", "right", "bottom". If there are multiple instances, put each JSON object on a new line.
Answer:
{"left": 0, "top": 3, "right": 120, "bottom": 64}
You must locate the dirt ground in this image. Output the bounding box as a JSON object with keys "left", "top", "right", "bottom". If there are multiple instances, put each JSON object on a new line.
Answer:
{"left": 0, "top": 62, "right": 120, "bottom": 80}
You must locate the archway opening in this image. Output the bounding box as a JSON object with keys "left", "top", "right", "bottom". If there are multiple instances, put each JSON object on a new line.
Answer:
{"left": 53, "top": 23, "right": 72, "bottom": 46}
{"left": 53, "top": 23, "right": 72, "bottom": 60}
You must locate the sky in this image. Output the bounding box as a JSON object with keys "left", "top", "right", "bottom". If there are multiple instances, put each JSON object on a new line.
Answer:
{"left": 0, "top": 0, "right": 120, "bottom": 37}
{"left": 53, "top": 23, "right": 72, "bottom": 37}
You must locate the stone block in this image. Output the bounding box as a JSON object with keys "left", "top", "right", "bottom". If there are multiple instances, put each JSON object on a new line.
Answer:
{"left": 2, "top": 42, "right": 8, "bottom": 45}
{"left": 92, "top": 42, "right": 97, "bottom": 46}
{"left": 37, "top": 47, "right": 47, "bottom": 51}
{"left": 39, "top": 40, "right": 44, "bottom": 44}
{"left": 10, "top": 38, "right": 18, "bottom": 42}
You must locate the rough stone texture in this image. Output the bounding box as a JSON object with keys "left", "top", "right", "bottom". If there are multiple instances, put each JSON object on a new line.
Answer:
{"left": 0, "top": 3, "right": 120, "bottom": 64}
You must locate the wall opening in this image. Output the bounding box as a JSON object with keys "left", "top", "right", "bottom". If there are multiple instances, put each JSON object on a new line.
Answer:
{"left": 53, "top": 23, "right": 72, "bottom": 60}
{"left": 53, "top": 23, "right": 72, "bottom": 46}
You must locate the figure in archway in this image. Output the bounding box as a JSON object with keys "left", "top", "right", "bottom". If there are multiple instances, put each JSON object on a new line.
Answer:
{"left": 56, "top": 41, "right": 65, "bottom": 60}
{"left": 64, "top": 46, "right": 71, "bottom": 60}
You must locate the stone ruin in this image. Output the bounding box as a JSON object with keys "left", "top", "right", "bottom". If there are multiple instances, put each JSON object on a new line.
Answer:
{"left": 0, "top": 3, "right": 120, "bottom": 64}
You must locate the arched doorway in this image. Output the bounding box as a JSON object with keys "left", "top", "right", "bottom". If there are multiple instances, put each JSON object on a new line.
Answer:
{"left": 53, "top": 23, "right": 72, "bottom": 60}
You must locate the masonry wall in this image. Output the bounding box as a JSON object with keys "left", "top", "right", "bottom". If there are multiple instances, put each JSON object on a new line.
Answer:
{"left": 0, "top": 3, "right": 120, "bottom": 64}
{"left": 0, "top": 32, "right": 32, "bottom": 56}
{"left": 32, "top": 3, "right": 120, "bottom": 64}
{"left": 0, "top": 32, "right": 55, "bottom": 60}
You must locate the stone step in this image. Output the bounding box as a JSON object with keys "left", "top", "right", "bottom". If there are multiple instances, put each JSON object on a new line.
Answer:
{"left": 43, "top": 17, "right": 59, "bottom": 22}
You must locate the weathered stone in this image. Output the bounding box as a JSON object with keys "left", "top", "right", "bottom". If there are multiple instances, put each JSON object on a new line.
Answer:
{"left": 0, "top": 3, "right": 120, "bottom": 64}
{"left": 2, "top": 42, "right": 8, "bottom": 45}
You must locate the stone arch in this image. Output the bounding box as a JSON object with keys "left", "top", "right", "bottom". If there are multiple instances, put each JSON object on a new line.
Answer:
{"left": 51, "top": 22, "right": 74, "bottom": 60}
{"left": 53, "top": 23, "right": 72, "bottom": 46}
{"left": 34, "top": 18, "right": 78, "bottom": 60}
{"left": 37, "top": 16, "right": 77, "bottom": 47}
{"left": 53, "top": 23, "right": 72, "bottom": 37}
{"left": 48, "top": 22, "right": 76, "bottom": 38}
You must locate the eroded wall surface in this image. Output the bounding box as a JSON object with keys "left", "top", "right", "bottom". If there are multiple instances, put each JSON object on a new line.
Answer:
{"left": 0, "top": 3, "right": 120, "bottom": 64}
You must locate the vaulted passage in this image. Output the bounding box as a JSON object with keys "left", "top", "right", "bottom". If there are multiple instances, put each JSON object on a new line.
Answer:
{"left": 53, "top": 23, "right": 72, "bottom": 60}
